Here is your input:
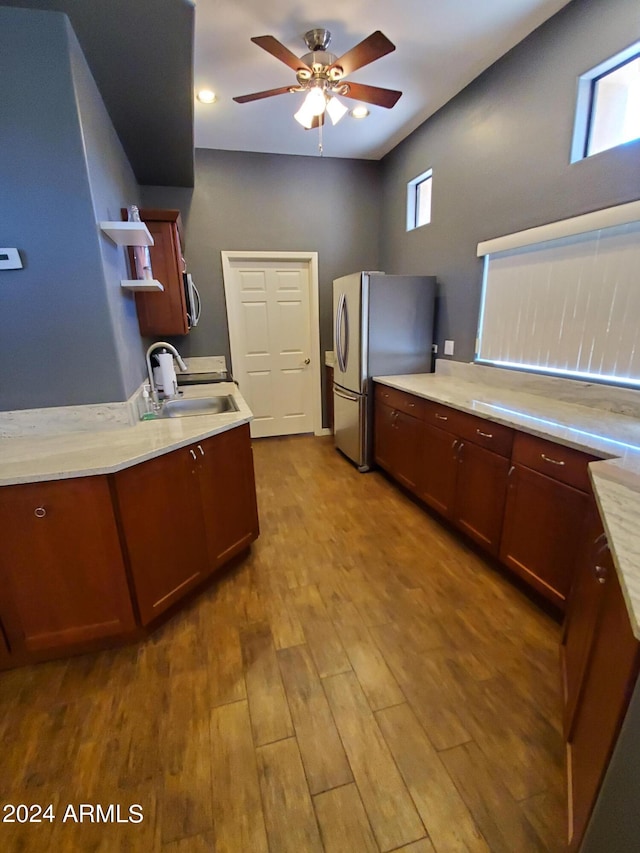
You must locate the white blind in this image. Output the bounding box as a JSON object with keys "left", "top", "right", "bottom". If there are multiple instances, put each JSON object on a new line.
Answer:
{"left": 476, "top": 219, "right": 640, "bottom": 385}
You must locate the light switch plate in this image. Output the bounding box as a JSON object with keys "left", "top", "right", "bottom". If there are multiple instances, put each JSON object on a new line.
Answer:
{"left": 0, "top": 248, "right": 22, "bottom": 270}
{"left": 444, "top": 339, "right": 455, "bottom": 356}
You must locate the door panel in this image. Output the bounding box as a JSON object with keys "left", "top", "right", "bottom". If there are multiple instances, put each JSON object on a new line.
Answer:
{"left": 226, "top": 259, "right": 314, "bottom": 438}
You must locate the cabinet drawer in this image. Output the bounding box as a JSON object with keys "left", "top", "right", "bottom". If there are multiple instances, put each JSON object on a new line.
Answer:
{"left": 512, "top": 432, "right": 599, "bottom": 492}
{"left": 454, "top": 411, "right": 514, "bottom": 458}
{"left": 423, "top": 400, "right": 465, "bottom": 432}
{"left": 375, "top": 384, "right": 425, "bottom": 419}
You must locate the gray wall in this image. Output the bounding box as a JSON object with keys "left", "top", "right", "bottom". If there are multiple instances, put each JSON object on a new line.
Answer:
{"left": 0, "top": 7, "right": 145, "bottom": 410}
{"left": 141, "top": 149, "right": 382, "bottom": 371}
{"left": 379, "top": 0, "right": 640, "bottom": 363}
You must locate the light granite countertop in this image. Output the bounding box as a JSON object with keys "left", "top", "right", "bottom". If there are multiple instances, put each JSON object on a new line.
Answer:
{"left": 0, "top": 383, "right": 252, "bottom": 487}
{"left": 374, "top": 371, "right": 640, "bottom": 640}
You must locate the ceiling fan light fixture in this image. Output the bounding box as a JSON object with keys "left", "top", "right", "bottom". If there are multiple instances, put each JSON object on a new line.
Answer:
{"left": 303, "top": 86, "right": 327, "bottom": 117}
{"left": 326, "top": 95, "right": 348, "bottom": 125}
{"left": 294, "top": 103, "right": 316, "bottom": 129}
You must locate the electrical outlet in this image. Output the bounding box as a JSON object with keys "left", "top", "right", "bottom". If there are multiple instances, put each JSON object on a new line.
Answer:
{"left": 444, "top": 340, "right": 455, "bottom": 356}
{"left": 431, "top": 343, "right": 438, "bottom": 354}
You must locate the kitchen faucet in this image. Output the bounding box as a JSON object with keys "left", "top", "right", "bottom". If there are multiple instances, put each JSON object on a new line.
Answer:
{"left": 146, "top": 341, "right": 188, "bottom": 406}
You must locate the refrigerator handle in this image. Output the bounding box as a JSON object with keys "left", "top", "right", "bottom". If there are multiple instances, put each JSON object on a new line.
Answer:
{"left": 335, "top": 293, "right": 346, "bottom": 372}
{"left": 342, "top": 293, "right": 349, "bottom": 371}
{"left": 334, "top": 386, "right": 359, "bottom": 402}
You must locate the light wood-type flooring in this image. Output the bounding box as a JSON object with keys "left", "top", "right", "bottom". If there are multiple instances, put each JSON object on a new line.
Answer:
{"left": 0, "top": 435, "right": 566, "bottom": 852}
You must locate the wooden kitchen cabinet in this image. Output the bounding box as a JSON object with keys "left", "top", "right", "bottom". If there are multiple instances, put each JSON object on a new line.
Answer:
{"left": 374, "top": 393, "right": 423, "bottom": 494}
{"left": 124, "top": 208, "right": 190, "bottom": 337}
{"left": 453, "top": 440, "right": 510, "bottom": 556}
{"left": 565, "top": 552, "right": 640, "bottom": 851}
{"left": 0, "top": 476, "right": 136, "bottom": 659}
{"left": 113, "top": 441, "right": 210, "bottom": 625}
{"left": 0, "top": 618, "right": 12, "bottom": 665}
{"left": 417, "top": 421, "right": 458, "bottom": 517}
{"left": 500, "top": 433, "right": 595, "bottom": 609}
{"left": 198, "top": 424, "right": 259, "bottom": 568}
{"left": 113, "top": 424, "right": 260, "bottom": 626}
{"left": 560, "top": 506, "right": 608, "bottom": 737}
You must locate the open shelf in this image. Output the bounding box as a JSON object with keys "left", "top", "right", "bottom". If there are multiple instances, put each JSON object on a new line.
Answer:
{"left": 100, "top": 221, "right": 154, "bottom": 246}
{"left": 120, "top": 280, "right": 164, "bottom": 292}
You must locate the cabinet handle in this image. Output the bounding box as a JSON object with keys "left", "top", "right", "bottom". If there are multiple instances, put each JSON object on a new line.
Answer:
{"left": 594, "top": 564, "right": 608, "bottom": 584}
{"left": 34, "top": 507, "right": 46, "bottom": 518}
{"left": 476, "top": 429, "right": 493, "bottom": 439}
{"left": 451, "top": 439, "right": 458, "bottom": 450}
{"left": 541, "top": 453, "right": 565, "bottom": 466}
{"left": 197, "top": 444, "right": 205, "bottom": 456}
{"left": 435, "top": 413, "right": 448, "bottom": 421}
{"left": 594, "top": 532, "right": 607, "bottom": 546}
{"left": 190, "top": 449, "right": 197, "bottom": 460}
{"left": 457, "top": 441, "right": 464, "bottom": 459}
{"left": 408, "top": 402, "right": 415, "bottom": 408}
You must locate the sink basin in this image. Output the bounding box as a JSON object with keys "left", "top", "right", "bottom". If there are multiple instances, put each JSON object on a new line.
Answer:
{"left": 154, "top": 395, "right": 238, "bottom": 418}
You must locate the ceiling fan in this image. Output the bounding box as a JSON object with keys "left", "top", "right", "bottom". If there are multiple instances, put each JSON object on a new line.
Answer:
{"left": 233, "top": 28, "right": 402, "bottom": 130}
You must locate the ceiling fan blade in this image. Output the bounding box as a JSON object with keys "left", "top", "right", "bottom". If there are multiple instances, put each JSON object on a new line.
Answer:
{"left": 233, "top": 86, "right": 293, "bottom": 104}
{"left": 341, "top": 81, "right": 402, "bottom": 109}
{"left": 251, "top": 35, "right": 311, "bottom": 73}
{"left": 328, "top": 31, "right": 395, "bottom": 77}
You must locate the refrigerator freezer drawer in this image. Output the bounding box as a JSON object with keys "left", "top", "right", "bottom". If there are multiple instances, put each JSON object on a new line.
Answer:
{"left": 333, "top": 386, "right": 368, "bottom": 471}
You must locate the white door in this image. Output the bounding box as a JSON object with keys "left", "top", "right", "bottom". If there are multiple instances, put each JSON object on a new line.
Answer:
{"left": 223, "top": 256, "right": 316, "bottom": 438}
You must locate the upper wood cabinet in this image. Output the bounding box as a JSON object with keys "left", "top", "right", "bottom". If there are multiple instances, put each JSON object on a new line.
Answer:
{"left": 122, "top": 208, "right": 190, "bottom": 337}
{"left": 0, "top": 476, "right": 136, "bottom": 659}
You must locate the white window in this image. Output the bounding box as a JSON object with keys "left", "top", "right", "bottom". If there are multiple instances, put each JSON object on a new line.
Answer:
{"left": 476, "top": 203, "right": 640, "bottom": 387}
{"left": 407, "top": 169, "right": 432, "bottom": 231}
{"left": 572, "top": 42, "right": 640, "bottom": 162}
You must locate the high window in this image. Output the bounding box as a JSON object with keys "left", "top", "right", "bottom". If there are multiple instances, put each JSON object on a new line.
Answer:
{"left": 407, "top": 169, "right": 432, "bottom": 231}
{"left": 572, "top": 42, "right": 640, "bottom": 161}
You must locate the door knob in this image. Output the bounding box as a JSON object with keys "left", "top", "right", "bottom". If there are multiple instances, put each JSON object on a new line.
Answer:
{"left": 304, "top": 358, "right": 310, "bottom": 365}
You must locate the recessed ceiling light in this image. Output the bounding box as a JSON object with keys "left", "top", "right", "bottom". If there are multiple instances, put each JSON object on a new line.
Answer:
{"left": 197, "top": 89, "right": 217, "bottom": 104}
{"left": 350, "top": 106, "right": 370, "bottom": 119}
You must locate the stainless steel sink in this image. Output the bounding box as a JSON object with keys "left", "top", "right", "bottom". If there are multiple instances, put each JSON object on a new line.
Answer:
{"left": 155, "top": 395, "right": 238, "bottom": 418}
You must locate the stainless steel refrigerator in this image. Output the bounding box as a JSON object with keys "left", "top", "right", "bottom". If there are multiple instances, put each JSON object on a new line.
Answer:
{"left": 333, "top": 271, "right": 436, "bottom": 471}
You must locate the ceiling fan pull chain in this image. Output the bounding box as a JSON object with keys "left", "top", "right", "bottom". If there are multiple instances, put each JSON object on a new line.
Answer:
{"left": 318, "top": 120, "right": 323, "bottom": 156}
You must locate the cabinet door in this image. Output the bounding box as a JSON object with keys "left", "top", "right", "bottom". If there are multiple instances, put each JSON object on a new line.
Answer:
{"left": 500, "top": 465, "right": 588, "bottom": 608}
{"left": 567, "top": 560, "right": 640, "bottom": 851}
{"left": 417, "top": 422, "right": 458, "bottom": 518}
{"left": 393, "top": 411, "right": 423, "bottom": 493}
{"left": 454, "top": 441, "right": 510, "bottom": 556}
{"left": 374, "top": 403, "right": 397, "bottom": 474}
{"left": 0, "top": 618, "right": 12, "bottom": 668}
{"left": 113, "top": 446, "right": 209, "bottom": 625}
{"left": 198, "top": 425, "right": 260, "bottom": 569}
{"left": 133, "top": 216, "right": 189, "bottom": 336}
{"left": 560, "top": 506, "right": 607, "bottom": 737}
{"left": 0, "top": 476, "right": 135, "bottom": 654}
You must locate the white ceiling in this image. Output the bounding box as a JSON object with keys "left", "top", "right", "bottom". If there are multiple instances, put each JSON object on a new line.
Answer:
{"left": 194, "top": 0, "right": 574, "bottom": 160}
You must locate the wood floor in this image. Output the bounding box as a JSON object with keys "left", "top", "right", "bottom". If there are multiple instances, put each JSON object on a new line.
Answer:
{"left": 0, "top": 435, "right": 566, "bottom": 852}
